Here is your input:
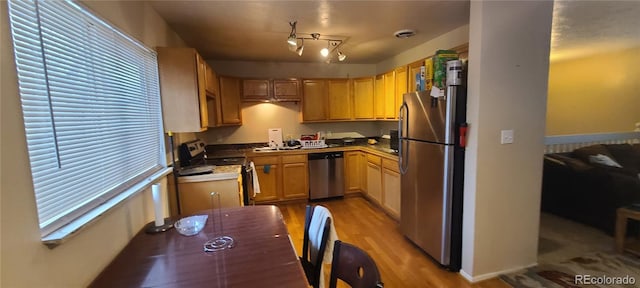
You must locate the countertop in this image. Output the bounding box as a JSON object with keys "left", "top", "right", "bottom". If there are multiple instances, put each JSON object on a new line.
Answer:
{"left": 176, "top": 165, "right": 242, "bottom": 183}
{"left": 206, "top": 142, "right": 398, "bottom": 160}
{"left": 246, "top": 144, "right": 399, "bottom": 160}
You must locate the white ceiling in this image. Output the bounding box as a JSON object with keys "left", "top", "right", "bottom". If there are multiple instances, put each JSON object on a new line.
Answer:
{"left": 148, "top": 0, "right": 470, "bottom": 63}
{"left": 148, "top": 1, "right": 640, "bottom": 64}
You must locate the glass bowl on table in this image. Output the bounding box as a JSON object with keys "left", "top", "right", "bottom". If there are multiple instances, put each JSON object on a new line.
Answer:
{"left": 174, "top": 215, "right": 208, "bottom": 236}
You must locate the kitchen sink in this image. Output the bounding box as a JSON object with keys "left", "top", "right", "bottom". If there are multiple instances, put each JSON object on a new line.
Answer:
{"left": 253, "top": 145, "right": 302, "bottom": 152}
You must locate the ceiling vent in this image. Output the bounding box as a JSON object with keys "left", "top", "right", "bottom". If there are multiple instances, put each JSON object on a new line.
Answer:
{"left": 394, "top": 29, "right": 416, "bottom": 39}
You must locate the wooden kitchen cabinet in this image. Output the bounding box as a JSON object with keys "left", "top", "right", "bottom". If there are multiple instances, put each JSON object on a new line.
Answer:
{"left": 273, "top": 79, "right": 301, "bottom": 101}
{"left": 345, "top": 151, "right": 365, "bottom": 194}
{"left": 366, "top": 154, "right": 383, "bottom": 205}
{"left": 252, "top": 156, "right": 280, "bottom": 202}
{"left": 328, "top": 79, "right": 352, "bottom": 120}
{"left": 382, "top": 158, "right": 401, "bottom": 219}
{"left": 384, "top": 70, "right": 396, "bottom": 119}
{"left": 242, "top": 79, "right": 270, "bottom": 101}
{"left": 395, "top": 66, "right": 408, "bottom": 119}
{"left": 302, "top": 80, "right": 328, "bottom": 122}
{"left": 353, "top": 77, "right": 374, "bottom": 119}
{"left": 218, "top": 76, "right": 243, "bottom": 125}
{"left": 205, "top": 62, "right": 219, "bottom": 97}
{"left": 157, "top": 47, "right": 209, "bottom": 132}
{"left": 251, "top": 154, "right": 307, "bottom": 203}
{"left": 281, "top": 154, "right": 309, "bottom": 199}
{"left": 374, "top": 75, "right": 385, "bottom": 119}
{"left": 178, "top": 176, "right": 242, "bottom": 215}
{"left": 408, "top": 59, "right": 425, "bottom": 93}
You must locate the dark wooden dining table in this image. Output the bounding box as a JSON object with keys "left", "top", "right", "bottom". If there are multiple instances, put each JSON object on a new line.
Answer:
{"left": 90, "top": 205, "right": 309, "bottom": 287}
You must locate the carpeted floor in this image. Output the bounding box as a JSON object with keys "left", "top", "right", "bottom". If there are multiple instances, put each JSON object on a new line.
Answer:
{"left": 500, "top": 213, "right": 640, "bottom": 287}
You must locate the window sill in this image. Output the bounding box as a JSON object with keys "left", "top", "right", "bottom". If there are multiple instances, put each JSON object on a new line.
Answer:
{"left": 42, "top": 167, "right": 174, "bottom": 248}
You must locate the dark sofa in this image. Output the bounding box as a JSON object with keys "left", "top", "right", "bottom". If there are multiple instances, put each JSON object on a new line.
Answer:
{"left": 541, "top": 143, "right": 640, "bottom": 235}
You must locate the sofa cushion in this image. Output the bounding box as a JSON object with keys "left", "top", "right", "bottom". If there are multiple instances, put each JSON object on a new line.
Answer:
{"left": 588, "top": 154, "right": 622, "bottom": 168}
{"left": 604, "top": 144, "right": 640, "bottom": 171}
{"left": 545, "top": 153, "right": 593, "bottom": 171}
{"left": 573, "top": 144, "right": 639, "bottom": 176}
{"left": 573, "top": 144, "right": 615, "bottom": 163}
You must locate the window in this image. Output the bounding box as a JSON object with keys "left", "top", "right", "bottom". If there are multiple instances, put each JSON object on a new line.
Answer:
{"left": 8, "top": 0, "right": 167, "bottom": 238}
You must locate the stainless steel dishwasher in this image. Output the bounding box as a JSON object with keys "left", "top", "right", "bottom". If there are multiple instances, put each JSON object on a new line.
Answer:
{"left": 308, "top": 151, "right": 344, "bottom": 200}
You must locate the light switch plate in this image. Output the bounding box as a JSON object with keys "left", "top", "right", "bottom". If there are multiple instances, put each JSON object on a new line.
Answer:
{"left": 501, "top": 129, "right": 514, "bottom": 144}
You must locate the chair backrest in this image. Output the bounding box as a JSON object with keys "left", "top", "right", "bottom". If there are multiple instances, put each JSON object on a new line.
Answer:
{"left": 301, "top": 205, "right": 332, "bottom": 288}
{"left": 329, "top": 240, "right": 383, "bottom": 288}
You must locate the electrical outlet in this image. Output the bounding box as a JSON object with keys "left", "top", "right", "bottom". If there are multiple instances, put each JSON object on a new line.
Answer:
{"left": 501, "top": 130, "right": 514, "bottom": 144}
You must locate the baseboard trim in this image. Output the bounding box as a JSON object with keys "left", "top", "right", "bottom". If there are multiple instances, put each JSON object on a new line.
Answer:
{"left": 460, "top": 262, "right": 538, "bottom": 283}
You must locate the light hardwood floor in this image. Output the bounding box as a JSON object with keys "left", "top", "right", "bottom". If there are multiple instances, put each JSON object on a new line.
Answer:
{"left": 277, "top": 196, "right": 510, "bottom": 288}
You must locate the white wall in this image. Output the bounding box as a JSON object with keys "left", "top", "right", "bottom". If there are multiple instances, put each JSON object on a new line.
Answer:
{"left": 461, "top": 0, "right": 553, "bottom": 281}
{"left": 0, "top": 2, "right": 185, "bottom": 287}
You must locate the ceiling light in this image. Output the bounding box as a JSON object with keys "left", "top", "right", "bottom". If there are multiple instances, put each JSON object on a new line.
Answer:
{"left": 285, "top": 22, "right": 346, "bottom": 61}
{"left": 287, "top": 21, "right": 297, "bottom": 46}
{"left": 337, "top": 51, "right": 346, "bottom": 61}
{"left": 296, "top": 39, "right": 304, "bottom": 56}
{"left": 287, "top": 35, "right": 297, "bottom": 46}
{"left": 320, "top": 47, "right": 329, "bottom": 57}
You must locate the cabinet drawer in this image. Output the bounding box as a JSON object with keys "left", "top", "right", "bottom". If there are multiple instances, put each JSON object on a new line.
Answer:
{"left": 382, "top": 158, "right": 399, "bottom": 172}
{"left": 282, "top": 154, "right": 307, "bottom": 164}
{"left": 251, "top": 156, "right": 279, "bottom": 165}
{"left": 366, "top": 154, "right": 381, "bottom": 166}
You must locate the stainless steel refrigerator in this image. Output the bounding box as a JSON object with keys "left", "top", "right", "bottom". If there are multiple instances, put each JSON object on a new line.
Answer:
{"left": 398, "top": 86, "right": 466, "bottom": 271}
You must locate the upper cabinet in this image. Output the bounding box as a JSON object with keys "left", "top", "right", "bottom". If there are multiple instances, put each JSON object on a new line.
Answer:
{"left": 157, "top": 47, "right": 209, "bottom": 132}
{"left": 242, "top": 79, "right": 270, "bottom": 101}
{"left": 242, "top": 79, "right": 301, "bottom": 102}
{"left": 353, "top": 77, "right": 374, "bottom": 119}
{"left": 384, "top": 70, "right": 396, "bottom": 119}
{"left": 328, "top": 79, "right": 352, "bottom": 120}
{"left": 273, "top": 79, "right": 301, "bottom": 101}
{"left": 395, "top": 66, "right": 408, "bottom": 119}
{"left": 374, "top": 75, "right": 385, "bottom": 119}
{"left": 205, "top": 63, "right": 219, "bottom": 97}
{"left": 302, "top": 80, "right": 328, "bottom": 122}
{"left": 218, "top": 76, "right": 243, "bottom": 125}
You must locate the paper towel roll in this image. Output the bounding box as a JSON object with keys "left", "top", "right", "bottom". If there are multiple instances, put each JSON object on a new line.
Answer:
{"left": 152, "top": 183, "right": 163, "bottom": 226}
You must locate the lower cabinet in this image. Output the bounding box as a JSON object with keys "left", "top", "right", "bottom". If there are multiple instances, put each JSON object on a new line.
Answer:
{"left": 177, "top": 177, "right": 242, "bottom": 215}
{"left": 252, "top": 156, "right": 279, "bottom": 202}
{"left": 364, "top": 153, "right": 401, "bottom": 220}
{"left": 252, "top": 154, "right": 308, "bottom": 203}
{"left": 382, "top": 158, "right": 401, "bottom": 219}
{"left": 282, "top": 155, "right": 309, "bottom": 199}
{"left": 366, "top": 154, "right": 383, "bottom": 205}
{"left": 345, "top": 151, "right": 365, "bottom": 194}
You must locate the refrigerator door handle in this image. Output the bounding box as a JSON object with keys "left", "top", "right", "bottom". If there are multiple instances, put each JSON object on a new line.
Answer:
{"left": 399, "top": 102, "right": 409, "bottom": 138}
{"left": 398, "top": 102, "right": 409, "bottom": 175}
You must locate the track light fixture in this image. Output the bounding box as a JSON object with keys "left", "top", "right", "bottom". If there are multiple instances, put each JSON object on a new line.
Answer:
{"left": 287, "top": 21, "right": 297, "bottom": 47}
{"left": 296, "top": 39, "right": 304, "bottom": 56}
{"left": 285, "top": 21, "right": 346, "bottom": 62}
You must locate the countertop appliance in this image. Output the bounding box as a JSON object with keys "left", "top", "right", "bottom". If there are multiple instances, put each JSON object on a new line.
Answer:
{"left": 398, "top": 82, "right": 466, "bottom": 271}
{"left": 308, "top": 151, "right": 344, "bottom": 200}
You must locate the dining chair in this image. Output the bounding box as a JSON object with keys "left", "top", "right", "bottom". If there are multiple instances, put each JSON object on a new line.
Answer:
{"left": 329, "top": 240, "right": 384, "bottom": 288}
{"left": 300, "top": 205, "right": 332, "bottom": 288}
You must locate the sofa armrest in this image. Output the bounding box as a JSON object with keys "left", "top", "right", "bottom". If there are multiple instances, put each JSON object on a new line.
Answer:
{"left": 545, "top": 154, "right": 593, "bottom": 172}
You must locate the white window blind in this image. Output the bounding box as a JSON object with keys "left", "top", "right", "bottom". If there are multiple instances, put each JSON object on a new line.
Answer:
{"left": 8, "top": 0, "right": 166, "bottom": 237}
